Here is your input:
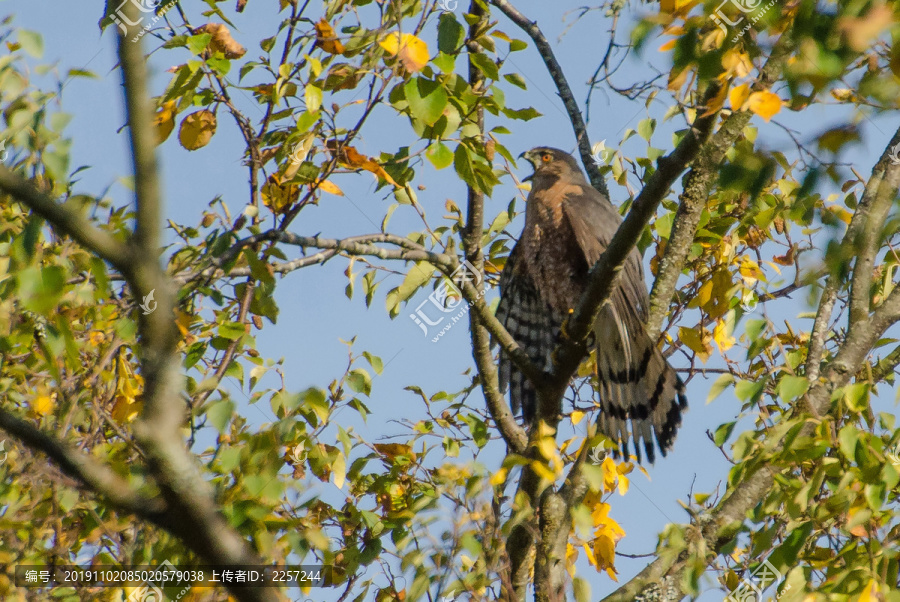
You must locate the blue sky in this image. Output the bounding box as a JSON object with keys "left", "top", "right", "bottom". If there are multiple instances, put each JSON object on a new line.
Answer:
{"left": 6, "top": 1, "right": 900, "bottom": 600}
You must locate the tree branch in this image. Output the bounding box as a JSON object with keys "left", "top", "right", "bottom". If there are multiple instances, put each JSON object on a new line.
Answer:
{"left": 114, "top": 10, "right": 270, "bottom": 602}
{"left": 0, "top": 167, "right": 132, "bottom": 273}
{"left": 488, "top": 0, "right": 608, "bottom": 197}
{"left": 0, "top": 406, "right": 167, "bottom": 519}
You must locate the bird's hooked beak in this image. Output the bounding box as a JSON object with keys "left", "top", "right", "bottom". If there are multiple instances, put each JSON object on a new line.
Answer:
{"left": 519, "top": 150, "right": 537, "bottom": 182}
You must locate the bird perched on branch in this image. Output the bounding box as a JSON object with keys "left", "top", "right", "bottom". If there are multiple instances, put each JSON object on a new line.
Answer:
{"left": 495, "top": 146, "right": 687, "bottom": 463}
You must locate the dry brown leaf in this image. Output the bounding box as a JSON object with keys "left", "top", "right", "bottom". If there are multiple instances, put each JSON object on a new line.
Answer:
{"left": 193, "top": 23, "right": 246, "bottom": 59}
{"left": 327, "top": 142, "right": 398, "bottom": 187}
{"left": 179, "top": 110, "right": 217, "bottom": 151}
{"left": 315, "top": 19, "right": 345, "bottom": 55}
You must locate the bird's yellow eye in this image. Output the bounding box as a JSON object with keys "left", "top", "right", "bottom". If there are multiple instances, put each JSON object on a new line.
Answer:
{"left": 541, "top": 153, "right": 552, "bottom": 163}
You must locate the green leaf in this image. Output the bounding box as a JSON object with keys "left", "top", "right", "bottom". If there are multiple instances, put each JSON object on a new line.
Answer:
{"left": 404, "top": 78, "right": 448, "bottom": 126}
{"left": 502, "top": 106, "right": 541, "bottom": 121}
{"left": 706, "top": 373, "right": 734, "bottom": 403}
{"left": 362, "top": 351, "right": 383, "bottom": 375}
{"left": 638, "top": 118, "right": 656, "bottom": 141}
{"left": 218, "top": 321, "right": 247, "bottom": 340}
{"left": 777, "top": 375, "right": 809, "bottom": 402}
{"left": 347, "top": 368, "right": 372, "bottom": 396}
{"left": 503, "top": 73, "right": 527, "bottom": 89}
{"left": 713, "top": 421, "right": 736, "bottom": 446}
{"left": 432, "top": 51, "right": 456, "bottom": 73}
{"left": 838, "top": 425, "right": 859, "bottom": 461}
{"left": 206, "top": 399, "right": 236, "bottom": 433}
{"left": 426, "top": 141, "right": 454, "bottom": 170}
{"left": 305, "top": 84, "right": 323, "bottom": 113}
{"left": 17, "top": 266, "right": 66, "bottom": 314}
{"left": 470, "top": 53, "right": 499, "bottom": 80}
{"left": 454, "top": 144, "right": 477, "bottom": 188}
{"left": 437, "top": 13, "right": 466, "bottom": 54}
{"left": 18, "top": 30, "right": 44, "bottom": 58}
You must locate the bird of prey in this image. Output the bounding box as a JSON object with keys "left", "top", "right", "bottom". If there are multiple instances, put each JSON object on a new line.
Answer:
{"left": 495, "top": 146, "right": 687, "bottom": 462}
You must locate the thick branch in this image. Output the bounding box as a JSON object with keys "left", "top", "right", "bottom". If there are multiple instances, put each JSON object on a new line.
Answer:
{"left": 0, "top": 167, "right": 132, "bottom": 273}
{"left": 848, "top": 128, "right": 900, "bottom": 324}
{"left": 115, "top": 9, "right": 269, "bottom": 601}
{"left": 0, "top": 406, "right": 167, "bottom": 519}
{"left": 464, "top": 0, "right": 527, "bottom": 457}
{"left": 489, "top": 0, "right": 608, "bottom": 197}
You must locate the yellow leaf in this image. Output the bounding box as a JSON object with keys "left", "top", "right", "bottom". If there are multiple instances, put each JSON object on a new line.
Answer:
{"left": 374, "top": 443, "right": 416, "bottom": 461}
{"left": 179, "top": 110, "right": 217, "bottom": 151}
{"left": 32, "top": 393, "right": 55, "bottom": 417}
{"left": 721, "top": 49, "right": 753, "bottom": 79}
{"left": 489, "top": 466, "right": 508, "bottom": 486}
{"left": 261, "top": 173, "right": 300, "bottom": 214}
{"left": 153, "top": 100, "right": 177, "bottom": 145}
{"left": 332, "top": 451, "right": 346, "bottom": 489}
{"left": 729, "top": 83, "right": 750, "bottom": 110}
{"left": 700, "top": 81, "right": 729, "bottom": 118}
{"left": 617, "top": 473, "right": 629, "bottom": 496}
{"left": 315, "top": 19, "right": 345, "bottom": 55}
{"left": 831, "top": 88, "right": 856, "bottom": 102}
{"left": 746, "top": 91, "right": 782, "bottom": 121}
{"left": 112, "top": 394, "right": 141, "bottom": 423}
{"left": 88, "top": 330, "right": 106, "bottom": 346}
{"left": 713, "top": 319, "right": 735, "bottom": 353}
{"left": 678, "top": 326, "right": 712, "bottom": 363}
{"left": 739, "top": 257, "right": 764, "bottom": 285}
{"left": 193, "top": 23, "right": 246, "bottom": 59}
{"left": 316, "top": 179, "right": 344, "bottom": 196}
{"left": 566, "top": 543, "right": 578, "bottom": 578}
{"left": 379, "top": 32, "right": 429, "bottom": 72}
{"left": 702, "top": 28, "right": 726, "bottom": 51}
{"left": 571, "top": 410, "right": 585, "bottom": 425}
{"left": 658, "top": 39, "right": 677, "bottom": 52}
{"left": 858, "top": 580, "right": 880, "bottom": 602}
{"left": 530, "top": 459, "right": 557, "bottom": 483}
{"left": 601, "top": 457, "right": 618, "bottom": 493}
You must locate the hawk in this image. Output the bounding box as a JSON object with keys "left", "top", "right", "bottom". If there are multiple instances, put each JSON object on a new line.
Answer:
{"left": 495, "top": 147, "right": 687, "bottom": 462}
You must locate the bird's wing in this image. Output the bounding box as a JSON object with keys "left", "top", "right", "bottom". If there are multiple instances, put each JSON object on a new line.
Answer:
{"left": 562, "top": 184, "right": 686, "bottom": 463}
{"left": 495, "top": 242, "right": 557, "bottom": 422}
{"left": 561, "top": 185, "right": 648, "bottom": 319}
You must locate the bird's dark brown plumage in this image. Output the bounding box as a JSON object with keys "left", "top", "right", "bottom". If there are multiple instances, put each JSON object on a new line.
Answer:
{"left": 495, "top": 147, "right": 687, "bottom": 463}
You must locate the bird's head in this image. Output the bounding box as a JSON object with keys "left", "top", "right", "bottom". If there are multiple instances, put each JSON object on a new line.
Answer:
{"left": 519, "top": 147, "right": 583, "bottom": 183}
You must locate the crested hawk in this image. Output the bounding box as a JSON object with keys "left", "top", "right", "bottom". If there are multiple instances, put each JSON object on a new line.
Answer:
{"left": 495, "top": 146, "right": 687, "bottom": 462}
